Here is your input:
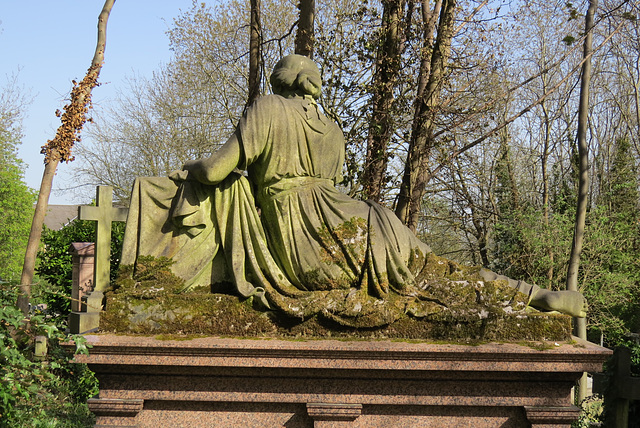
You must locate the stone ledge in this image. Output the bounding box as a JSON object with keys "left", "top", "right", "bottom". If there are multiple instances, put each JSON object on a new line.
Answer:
{"left": 74, "top": 335, "right": 611, "bottom": 428}
{"left": 524, "top": 405, "right": 582, "bottom": 426}
{"left": 306, "top": 403, "right": 362, "bottom": 421}
{"left": 76, "top": 334, "right": 607, "bottom": 374}
{"left": 87, "top": 398, "right": 144, "bottom": 416}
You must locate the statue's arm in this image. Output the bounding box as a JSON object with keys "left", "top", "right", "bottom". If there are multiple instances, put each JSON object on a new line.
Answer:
{"left": 171, "top": 134, "right": 241, "bottom": 185}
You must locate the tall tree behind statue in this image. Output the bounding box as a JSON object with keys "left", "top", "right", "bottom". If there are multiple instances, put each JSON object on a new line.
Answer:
{"left": 17, "top": 0, "right": 116, "bottom": 314}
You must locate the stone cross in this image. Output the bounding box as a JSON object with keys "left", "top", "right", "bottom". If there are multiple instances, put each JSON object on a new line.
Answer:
{"left": 79, "top": 186, "right": 128, "bottom": 293}
{"left": 593, "top": 346, "right": 640, "bottom": 427}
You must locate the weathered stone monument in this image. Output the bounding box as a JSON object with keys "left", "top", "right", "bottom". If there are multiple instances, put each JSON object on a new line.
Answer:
{"left": 69, "top": 186, "right": 127, "bottom": 334}
{"left": 593, "top": 347, "right": 640, "bottom": 427}
{"left": 73, "top": 55, "right": 611, "bottom": 427}
{"left": 69, "top": 242, "right": 94, "bottom": 312}
{"left": 78, "top": 335, "right": 608, "bottom": 427}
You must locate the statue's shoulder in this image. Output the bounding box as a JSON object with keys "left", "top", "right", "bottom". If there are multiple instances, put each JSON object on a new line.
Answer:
{"left": 241, "top": 95, "right": 290, "bottom": 122}
{"left": 253, "top": 94, "right": 289, "bottom": 110}
{"left": 238, "top": 95, "right": 298, "bottom": 140}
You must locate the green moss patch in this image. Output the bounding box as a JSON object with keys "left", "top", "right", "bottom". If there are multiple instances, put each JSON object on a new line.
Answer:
{"left": 101, "top": 256, "right": 571, "bottom": 342}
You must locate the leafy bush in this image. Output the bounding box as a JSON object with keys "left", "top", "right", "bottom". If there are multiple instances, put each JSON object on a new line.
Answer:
{"left": 573, "top": 394, "right": 603, "bottom": 428}
{"left": 0, "top": 284, "right": 97, "bottom": 427}
{"left": 35, "top": 219, "right": 125, "bottom": 322}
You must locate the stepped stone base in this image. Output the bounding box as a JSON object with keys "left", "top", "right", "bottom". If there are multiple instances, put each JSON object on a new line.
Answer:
{"left": 75, "top": 334, "right": 611, "bottom": 427}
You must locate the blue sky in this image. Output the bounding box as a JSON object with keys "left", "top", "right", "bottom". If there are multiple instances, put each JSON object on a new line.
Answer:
{"left": 1, "top": 1, "right": 196, "bottom": 204}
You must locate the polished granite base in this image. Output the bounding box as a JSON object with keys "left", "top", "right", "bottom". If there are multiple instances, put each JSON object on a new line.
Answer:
{"left": 75, "top": 334, "right": 611, "bottom": 427}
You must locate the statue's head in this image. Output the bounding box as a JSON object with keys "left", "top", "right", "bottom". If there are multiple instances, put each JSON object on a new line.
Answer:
{"left": 270, "top": 54, "right": 322, "bottom": 99}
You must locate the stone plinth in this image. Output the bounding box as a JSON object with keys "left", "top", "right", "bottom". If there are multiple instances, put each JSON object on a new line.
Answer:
{"left": 69, "top": 242, "right": 103, "bottom": 334}
{"left": 75, "top": 334, "right": 611, "bottom": 427}
{"left": 69, "top": 242, "right": 95, "bottom": 312}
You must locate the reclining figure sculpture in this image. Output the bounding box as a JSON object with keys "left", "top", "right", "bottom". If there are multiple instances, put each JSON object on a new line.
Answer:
{"left": 121, "top": 54, "right": 586, "bottom": 328}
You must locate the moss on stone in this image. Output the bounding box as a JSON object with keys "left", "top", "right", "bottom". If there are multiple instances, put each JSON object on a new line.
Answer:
{"left": 100, "top": 256, "right": 571, "bottom": 342}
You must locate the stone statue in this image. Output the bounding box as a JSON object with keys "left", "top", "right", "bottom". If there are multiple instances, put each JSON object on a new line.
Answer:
{"left": 121, "top": 54, "right": 586, "bottom": 328}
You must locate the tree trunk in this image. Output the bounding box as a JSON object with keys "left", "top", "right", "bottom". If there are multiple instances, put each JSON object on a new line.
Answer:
{"left": 566, "top": 0, "right": 597, "bottom": 403}
{"left": 500, "top": 129, "right": 520, "bottom": 211}
{"left": 247, "top": 0, "right": 262, "bottom": 108}
{"left": 17, "top": 0, "right": 115, "bottom": 314}
{"left": 395, "top": 0, "right": 455, "bottom": 230}
{"left": 540, "top": 99, "right": 555, "bottom": 286}
{"left": 361, "top": 0, "right": 406, "bottom": 202}
{"left": 566, "top": 0, "right": 596, "bottom": 307}
{"left": 294, "top": 0, "right": 315, "bottom": 58}
{"left": 454, "top": 160, "right": 491, "bottom": 266}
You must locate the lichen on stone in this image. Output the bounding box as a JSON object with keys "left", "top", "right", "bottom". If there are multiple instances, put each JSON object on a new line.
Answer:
{"left": 100, "top": 255, "right": 571, "bottom": 342}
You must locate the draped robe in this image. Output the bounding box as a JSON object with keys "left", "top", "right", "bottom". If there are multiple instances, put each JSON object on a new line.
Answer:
{"left": 121, "top": 95, "right": 538, "bottom": 326}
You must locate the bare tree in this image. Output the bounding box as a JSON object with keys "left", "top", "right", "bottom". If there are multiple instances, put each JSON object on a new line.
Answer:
{"left": 247, "top": 0, "right": 263, "bottom": 108}
{"left": 395, "top": 0, "right": 455, "bottom": 230}
{"left": 361, "top": 0, "right": 410, "bottom": 202}
{"left": 566, "top": 0, "right": 597, "bottom": 311}
{"left": 566, "top": 0, "right": 597, "bottom": 402}
{"left": 295, "top": 0, "right": 316, "bottom": 57}
{"left": 18, "top": 0, "right": 115, "bottom": 314}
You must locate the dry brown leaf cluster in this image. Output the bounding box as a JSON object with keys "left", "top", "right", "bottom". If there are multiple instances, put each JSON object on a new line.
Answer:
{"left": 40, "top": 63, "right": 102, "bottom": 164}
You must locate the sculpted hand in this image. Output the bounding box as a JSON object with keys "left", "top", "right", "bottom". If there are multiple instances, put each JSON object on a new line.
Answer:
{"left": 169, "top": 159, "right": 201, "bottom": 182}
{"left": 168, "top": 169, "right": 190, "bottom": 182}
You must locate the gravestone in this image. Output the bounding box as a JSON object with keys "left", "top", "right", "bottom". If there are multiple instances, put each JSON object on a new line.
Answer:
{"left": 72, "top": 56, "right": 608, "bottom": 426}
{"left": 69, "top": 242, "right": 94, "bottom": 312}
{"left": 69, "top": 186, "right": 127, "bottom": 334}
{"left": 593, "top": 347, "right": 640, "bottom": 427}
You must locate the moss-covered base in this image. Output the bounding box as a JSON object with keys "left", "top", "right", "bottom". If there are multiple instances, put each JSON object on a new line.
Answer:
{"left": 100, "top": 257, "right": 571, "bottom": 341}
{"left": 101, "top": 292, "right": 570, "bottom": 341}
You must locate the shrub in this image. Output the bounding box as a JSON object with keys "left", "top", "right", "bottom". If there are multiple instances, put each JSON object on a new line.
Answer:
{"left": 0, "top": 284, "right": 97, "bottom": 427}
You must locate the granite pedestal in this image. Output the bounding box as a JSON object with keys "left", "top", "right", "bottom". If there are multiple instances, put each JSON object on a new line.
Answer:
{"left": 75, "top": 334, "right": 610, "bottom": 427}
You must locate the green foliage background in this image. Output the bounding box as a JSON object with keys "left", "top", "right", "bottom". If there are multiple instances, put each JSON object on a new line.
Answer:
{"left": 0, "top": 216, "right": 125, "bottom": 427}
{"left": 0, "top": 101, "right": 36, "bottom": 283}
{"left": 35, "top": 219, "right": 125, "bottom": 320}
